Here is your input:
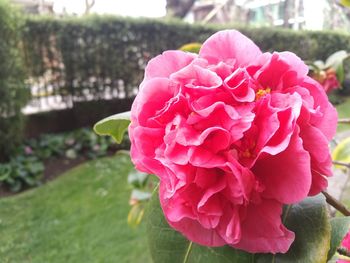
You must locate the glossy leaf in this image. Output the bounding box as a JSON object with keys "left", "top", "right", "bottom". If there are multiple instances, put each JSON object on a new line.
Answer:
{"left": 93, "top": 111, "right": 131, "bottom": 144}
{"left": 325, "top": 50, "right": 349, "bottom": 71}
{"left": 332, "top": 137, "right": 350, "bottom": 168}
{"left": 178, "top": 43, "right": 202, "bottom": 54}
{"left": 256, "top": 195, "right": 330, "bottom": 263}
{"left": 146, "top": 191, "right": 331, "bottom": 263}
{"left": 336, "top": 62, "right": 345, "bottom": 84}
{"left": 128, "top": 203, "right": 146, "bottom": 228}
{"left": 328, "top": 217, "right": 350, "bottom": 260}
{"left": 341, "top": 0, "right": 350, "bottom": 7}
{"left": 131, "top": 189, "right": 152, "bottom": 202}
{"left": 128, "top": 169, "right": 149, "bottom": 188}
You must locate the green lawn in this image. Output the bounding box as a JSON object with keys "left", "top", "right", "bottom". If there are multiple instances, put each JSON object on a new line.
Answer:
{"left": 0, "top": 154, "right": 151, "bottom": 263}
{"left": 0, "top": 96, "right": 349, "bottom": 263}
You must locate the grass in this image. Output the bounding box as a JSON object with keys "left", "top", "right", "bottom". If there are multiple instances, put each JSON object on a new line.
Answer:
{"left": 0, "top": 154, "right": 152, "bottom": 263}
{"left": 0, "top": 96, "right": 349, "bottom": 263}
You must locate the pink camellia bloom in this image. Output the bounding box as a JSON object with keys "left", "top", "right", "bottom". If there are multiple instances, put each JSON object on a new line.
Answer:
{"left": 341, "top": 231, "right": 350, "bottom": 251}
{"left": 323, "top": 68, "right": 341, "bottom": 93}
{"left": 311, "top": 68, "right": 340, "bottom": 93}
{"left": 129, "top": 30, "right": 337, "bottom": 254}
{"left": 336, "top": 230, "right": 350, "bottom": 262}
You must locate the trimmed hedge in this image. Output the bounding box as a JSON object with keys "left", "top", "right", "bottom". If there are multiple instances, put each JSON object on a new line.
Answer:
{"left": 0, "top": 0, "right": 28, "bottom": 161}
{"left": 25, "top": 98, "right": 133, "bottom": 138}
{"left": 22, "top": 15, "right": 350, "bottom": 108}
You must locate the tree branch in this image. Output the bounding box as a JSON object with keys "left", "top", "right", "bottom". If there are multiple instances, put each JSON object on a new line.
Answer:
{"left": 338, "top": 118, "right": 350, "bottom": 124}
{"left": 322, "top": 191, "right": 350, "bottom": 216}
{"left": 333, "top": 161, "right": 350, "bottom": 168}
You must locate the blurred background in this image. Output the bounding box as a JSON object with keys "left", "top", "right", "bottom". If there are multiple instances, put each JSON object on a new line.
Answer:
{"left": 1, "top": 0, "right": 350, "bottom": 262}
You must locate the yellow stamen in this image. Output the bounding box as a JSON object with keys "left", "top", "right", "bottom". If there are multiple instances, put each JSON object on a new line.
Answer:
{"left": 241, "top": 149, "right": 252, "bottom": 158}
{"left": 255, "top": 88, "right": 271, "bottom": 100}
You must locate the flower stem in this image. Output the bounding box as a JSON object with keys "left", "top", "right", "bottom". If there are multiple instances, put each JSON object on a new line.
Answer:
{"left": 338, "top": 118, "right": 350, "bottom": 124}
{"left": 322, "top": 191, "right": 350, "bottom": 216}
{"left": 333, "top": 161, "right": 350, "bottom": 169}
{"left": 183, "top": 242, "right": 193, "bottom": 263}
{"left": 337, "top": 247, "right": 350, "bottom": 258}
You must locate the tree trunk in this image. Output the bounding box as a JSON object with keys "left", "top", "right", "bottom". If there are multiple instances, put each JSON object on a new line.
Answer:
{"left": 283, "top": 0, "right": 292, "bottom": 27}
{"left": 166, "top": 0, "right": 196, "bottom": 18}
{"left": 84, "top": 0, "right": 95, "bottom": 15}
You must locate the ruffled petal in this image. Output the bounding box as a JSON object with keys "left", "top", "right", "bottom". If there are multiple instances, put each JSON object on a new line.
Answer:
{"left": 253, "top": 127, "right": 312, "bottom": 204}
{"left": 199, "top": 30, "right": 262, "bottom": 67}
{"left": 144, "top": 50, "right": 196, "bottom": 80}
{"left": 233, "top": 199, "right": 294, "bottom": 254}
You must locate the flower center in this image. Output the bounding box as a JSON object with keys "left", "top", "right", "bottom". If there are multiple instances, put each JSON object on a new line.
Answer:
{"left": 239, "top": 141, "right": 256, "bottom": 160}
{"left": 255, "top": 87, "right": 271, "bottom": 100}
{"left": 241, "top": 149, "right": 252, "bottom": 158}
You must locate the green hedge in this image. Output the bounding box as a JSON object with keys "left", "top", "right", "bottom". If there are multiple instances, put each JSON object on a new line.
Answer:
{"left": 0, "top": 0, "right": 28, "bottom": 161}
{"left": 22, "top": 15, "right": 350, "bottom": 108}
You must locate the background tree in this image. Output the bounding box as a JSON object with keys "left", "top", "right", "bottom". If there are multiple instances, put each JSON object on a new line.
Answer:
{"left": 166, "top": 0, "right": 196, "bottom": 18}
{"left": 84, "top": 0, "right": 95, "bottom": 15}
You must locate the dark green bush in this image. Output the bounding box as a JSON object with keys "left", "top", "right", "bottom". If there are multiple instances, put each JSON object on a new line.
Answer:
{"left": 0, "top": 127, "right": 130, "bottom": 192}
{"left": 0, "top": 0, "right": 28, "bottom": 161}
{"left": 22, "top": 15, "right": 350, "bottom": 111}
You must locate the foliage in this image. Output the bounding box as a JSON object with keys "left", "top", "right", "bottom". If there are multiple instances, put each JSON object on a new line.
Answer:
{"left": 307, "top": 51, "right": 349, "bottom": 94}
{"left": 0, "top": 156, "right": 44, "bottom": 192}
{"left": 328, "top": 217, "right": 350, "bottom": 261}
{"left": 93, "top": 112, "right": 155, "bottom": 228}
{"left": 0, "top": 128, "right": 130, "bottom": 192}
{"left": 335, "top": 97, "right": 350, "bottom": 132}
{"left": 0, "top": 155, "right": 152, "bottom": 262}
{"left": 0, "top": 0, "right": 29, "bottom": 161}
{"left": 21, "top": 15, "right": 350, "bottom": 110}
{"left": 127, "top": 168, "right": 156, "bottom": 228}
{"left": 333, "top": 137, "right": 350, "bottom": 169}
{"left": 178, "top": 43, "right": 202, "bottom": 54}
{"left": 341, "top": 0, "right": 350, "bottom": 8}
{"left": 147, "top": 190, "right": 333, "bottom": 263}
{"left": 94, "top": 112, "right": 131, "bottom": 144}
{"left": 94, "top": 110, "right": 350, "bottom": 262}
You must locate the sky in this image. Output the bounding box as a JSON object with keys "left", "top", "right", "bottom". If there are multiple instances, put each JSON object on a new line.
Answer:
{"left": 52, "top": 0, "right": 167, "bottom": 17}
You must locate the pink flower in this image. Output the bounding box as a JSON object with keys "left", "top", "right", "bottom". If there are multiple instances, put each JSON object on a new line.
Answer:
{"left": 336, "top": 231, "right": 350, "bottom": 262}
{"left": 323, "top": 68, "right": 340, "bottom": 93}
{"left": 129, "top": 30, "right": 337, "bottom": 253}
{"left": 24, "top": 146, "right": 33, "bottom": 155}
{"left": 311, "top": 68, "right": 340, "bottom": 93}
{"left": 342, "top": 231, "right": 350, "bottom": 251}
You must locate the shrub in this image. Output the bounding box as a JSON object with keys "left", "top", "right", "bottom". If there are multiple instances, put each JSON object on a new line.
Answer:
{"left": 22, "top": 16, "right": 350, "bottom": 112}
{"left": 0, "top": 0, "right": 28, "bottom": 161}
{"left": 0, "top": 127, "right": 130, "bottom": 192}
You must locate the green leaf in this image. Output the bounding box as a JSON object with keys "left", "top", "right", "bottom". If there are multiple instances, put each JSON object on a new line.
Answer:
{"left": 65, "top": 149, "right": 77, "bottom": 159}
{"left": 128, "top": 169, "right": 149, "bottom": 188}
{"left": 146, "top": 189, "right": 252, "bottom": 263}
{"left": 146, "top": 191, "right": 331, "bottom": 263}
{"left": 314, "top": 60, "right": 326, "bottom": 69}
{"left": 328, "top": 217, "right": 350, "bottom": 260}
{"left": 128, "top": 203, "right": 146, "bottom": 228}
{"left": 325, "top": 50, "right": 349, "bottom": 70}
{"left": 256, "top": 195, "right": 330, "bottom": 263}
{"left": 341, "top": 0, "right": 350, "bottom": 7}
{"left": 0, "top": 164, "right": 11, "bottom": 181}
{"left": 336, "top": 62, "right": 345, "bottom": 84}
{"left": 178, "top": 43, "right": 202, "bottom": 54}
{"left": 93, "top": 111, "right": 131, "bottom": 144}
{"left": 131, "top": 189, "right": 152, "bottom": 201}
{"left": 332, "top": 137, "right": 350, "bottom": 168}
